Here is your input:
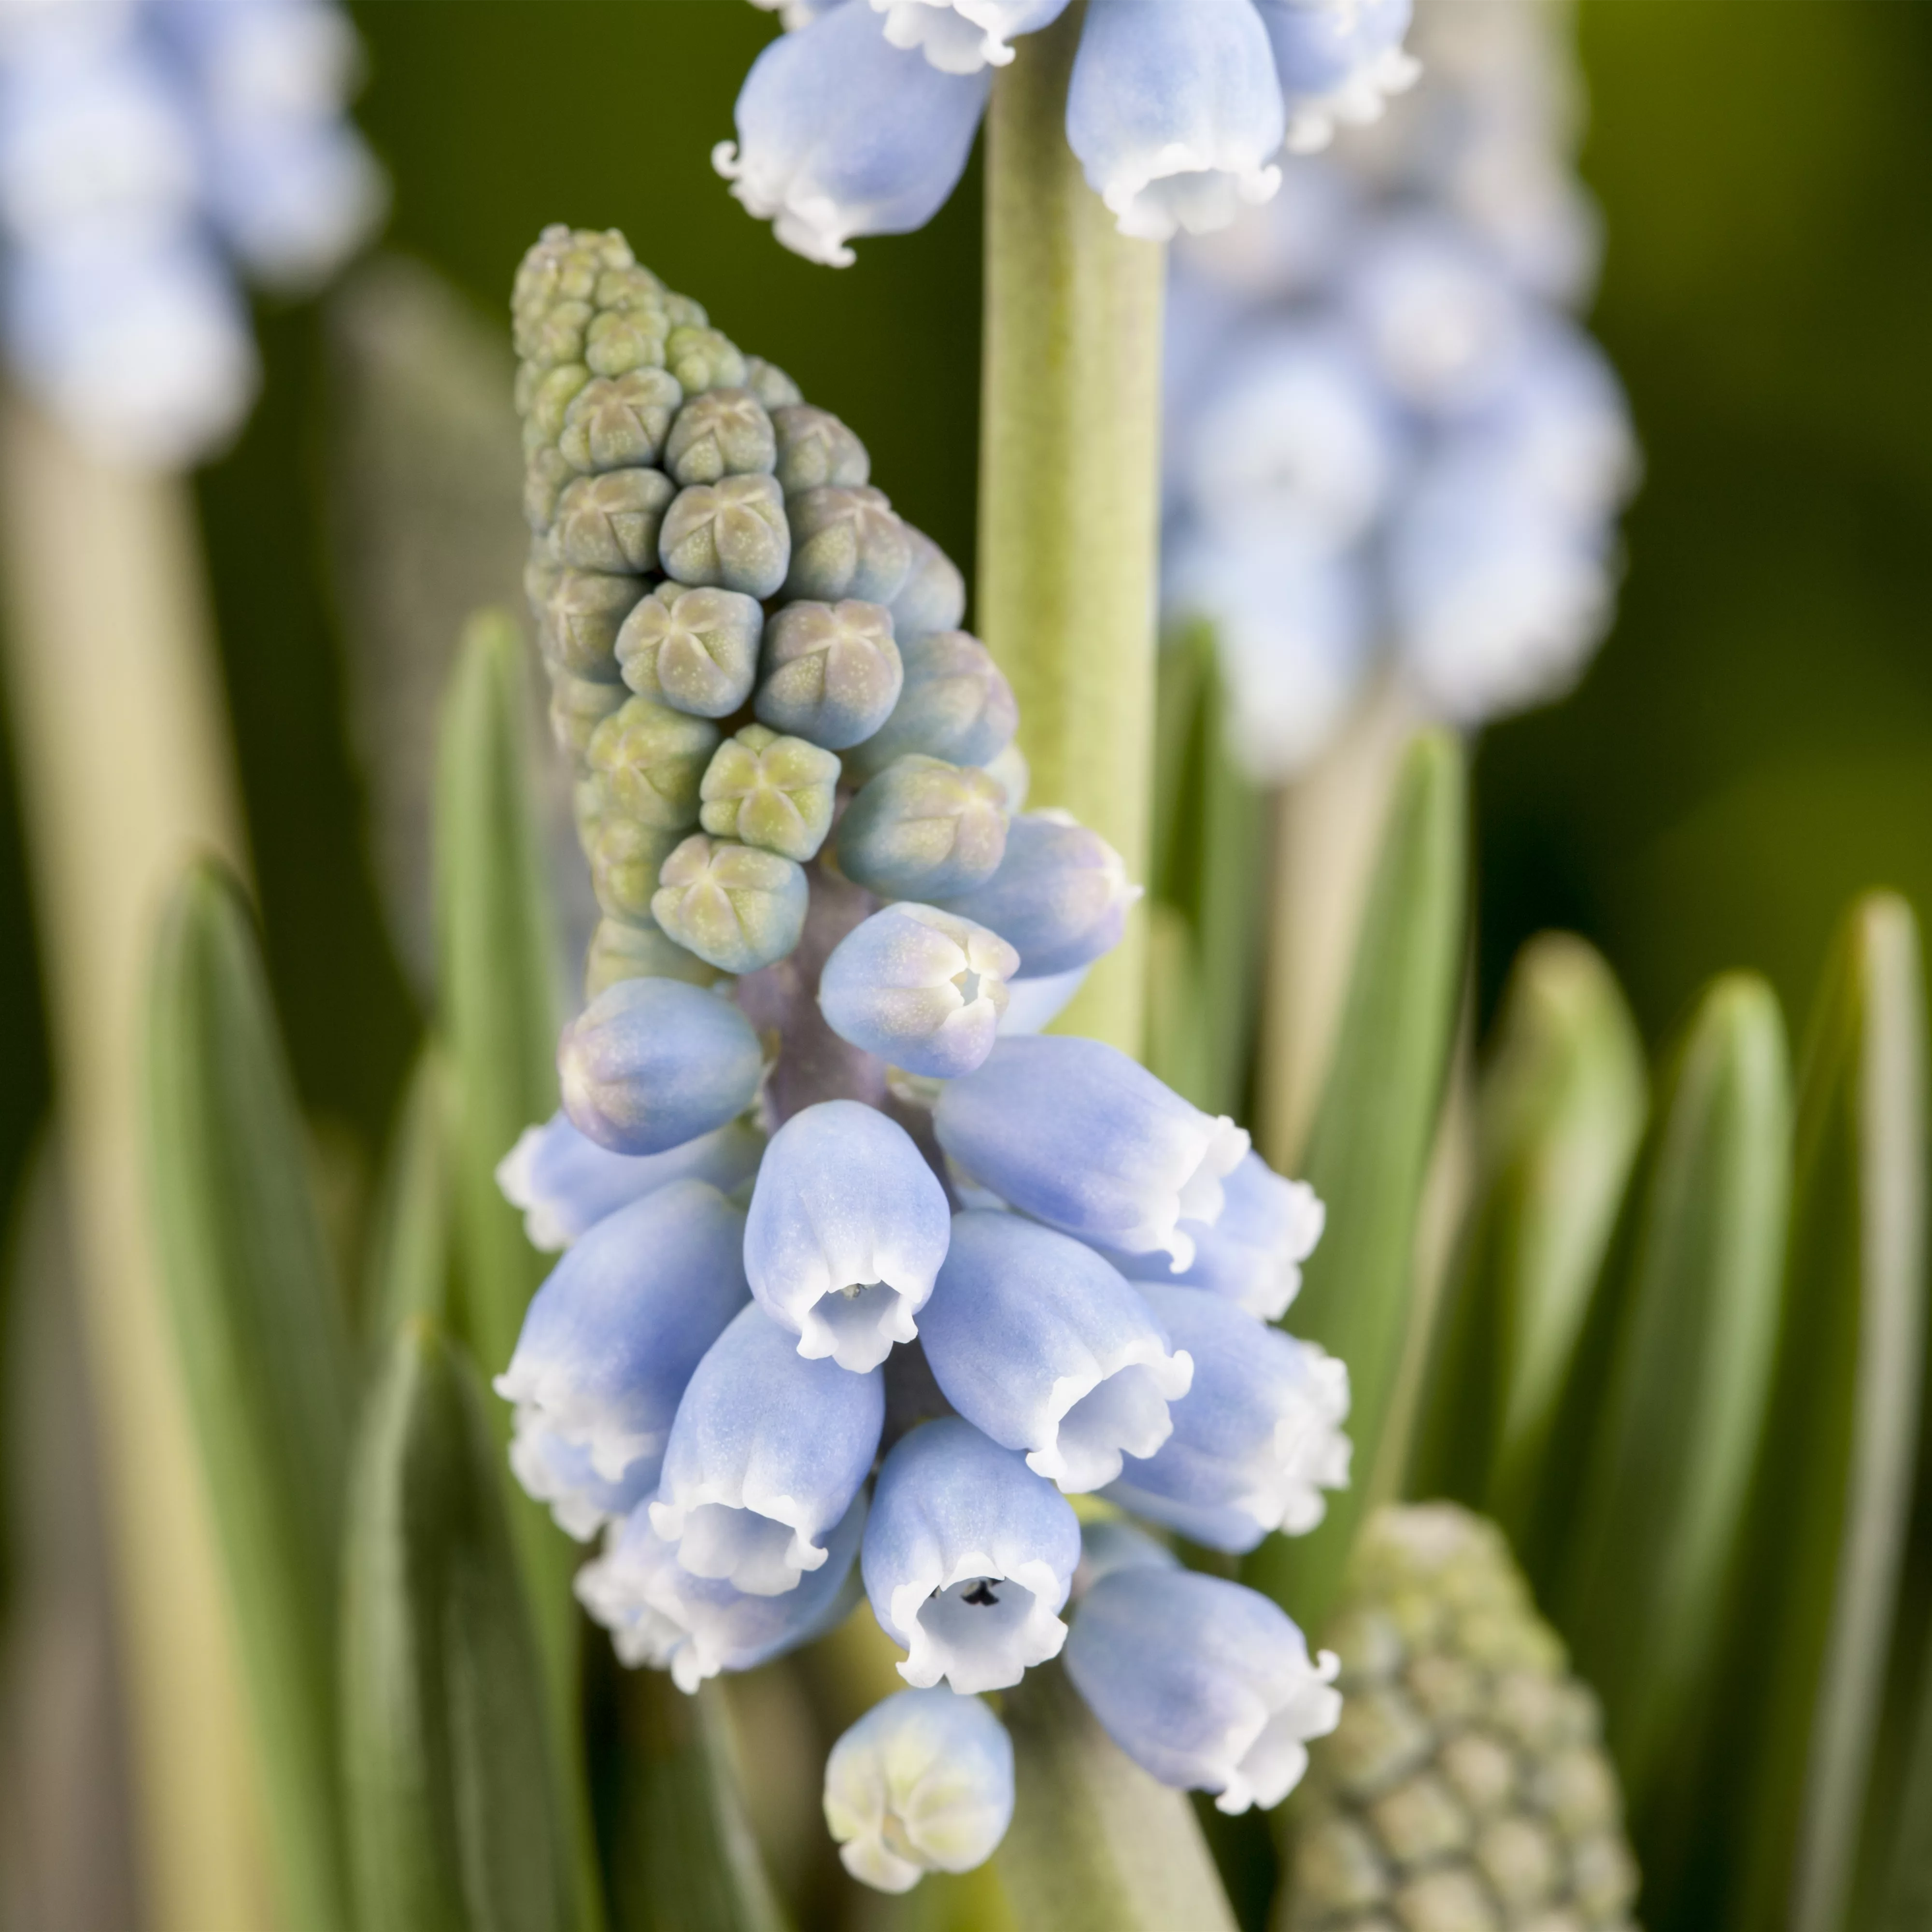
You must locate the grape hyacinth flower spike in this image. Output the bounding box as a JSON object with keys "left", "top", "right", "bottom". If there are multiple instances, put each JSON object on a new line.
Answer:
{"left": 498, "top": 226, "right": 1347, "bottom": 1889}
{"left": 716, "top": 0, "right": 1420, "bottom": 264}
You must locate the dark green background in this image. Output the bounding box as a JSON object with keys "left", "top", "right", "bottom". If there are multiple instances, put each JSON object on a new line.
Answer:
{"left": 2, "top": 0, "right": 1929, "bottom": 1205}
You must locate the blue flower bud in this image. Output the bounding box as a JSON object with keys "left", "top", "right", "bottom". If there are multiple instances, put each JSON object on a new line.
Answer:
{"left": 744, "top": 355, "right": 804, "bottom": 410}
{"left": 659, "top": 473, "right": 791, "bottom": 598}
{"left": 1064, "top": 1567, "right": 1342, "bottom": 1813}
{"left": 558, "top": 976, "right": 764, "bottom": 1155}
{"left": 584, "top": 918, "right": 726, "bottom": 999}
{"left": 772, "top": 402, "right": 870, "bottom": 495}
{"left": 651, "top": 1303, "right": 884, "bottom": 1594}
{"left": 843, "top": 629, "right": 1017, "bottom": 781}
{"left": 755, "top": 599, "right": 905, "bottom": 749}
{"left": 862, "top": 1418, "right": 1080, "bottom": 1693}
{"left": 1073, "top": 1517, "right": 1179, "bottom": 1594}
{"left": 494, "top": 1179, "right": 751, "bottom": 1536}
{"left": 819, "top": 905, "right": 1018, "bottom": 1079}
{"left": 587, "top": 696, "right": 721, "bottom": 830}
{"left": 1066, "top": 0, "right": 1284, "bottom": 242}
{"left": 497, "top": 1110, "right": 766, "bottom": 1251}
{"left": 824, "top": 1687, "right": 1015, "bottom": 1893}
{"left": 1110, "top": 1151, "right": 1325, "bottom": 1322}
{"left": 559, "top": 369, "right": 683, "bottom": 473}
{"left": 918, "top": 1212, "right": 1193, "bottom": 1492}
{"left": 836, "top": 755, "right": 1009, "bottom": 900}
{"left": 615, "top": 585, "right": 764, "bottom": 718}
{"left": 715, "top": 1, "right": 989, "bottom": 268}
{"left": 1253, "top": 0, "right": 1419, "bottom": 155}
{"left": 552, "top": 466, "right": 676, "bottom": 573}
{"left": 1104, "top": 1284, "right": 1350, "bottom": 1553}
{"left": 663, "top": 386, "right": 778, "bottom": 485}
{"left": 578, "top": 1491, "right": 865, "bottom": 1691}
{"left": 870, "top": 0, "right": 1073, "bottom": 74}
{"left": 889, "top": 525, "right": 967, "bottom": 639}
{"left": 933, "top": 1037, "right": 1248, "bottom": 1265}
{"left": 782, "top": 485, "right": 913, "bottom": 605}
{"left": 699, "top": 725, "right": 842, "bottom": 862}
{"left": 936, "top": 810, "right": 1137, "bottom": 979}
{"left": 541, "top": 568, "right": 643, "bottom": 680}
{"left": 744, "top": 1099, "right": 952, "bottom": 1370}
{"left": 650, "top": 834, "right": 810, "bottom": 974}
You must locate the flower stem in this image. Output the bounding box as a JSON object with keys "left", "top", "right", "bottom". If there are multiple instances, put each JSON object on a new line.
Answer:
{"left": 980, "top": 2, "right": 1165, "bottom": 1058}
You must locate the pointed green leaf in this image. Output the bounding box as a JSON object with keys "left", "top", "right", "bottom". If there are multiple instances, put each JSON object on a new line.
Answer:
{"left": 365, "top": 1046, "right": 454, "bottom": 1349}
{"left": 1407, "top": 933, "right": 1647, "bottom": 1542}
{"left": 1875, "top": 1643, "right": 1932, "bottom": 1929}
{"left": 1548, "top": 974, "right": 1790, "bottom": 1829}
{"left": 1243, "top": 729, "right": 1466, "bottom": 1629}
{"left": 341, "top": 1316, "right": 568, "bottom": 1932}
{"left": 1671, "top": 895, "right": 1926, "bottom": 1932}
{"left": 607, "top": 1671, "right": 791, "bottom": 1932}
{"left": 145, "top": 858, "right": 355, "bottom": 1932}
{"left": 995, "top": 1660, "right": 1239, "bottom": 1932}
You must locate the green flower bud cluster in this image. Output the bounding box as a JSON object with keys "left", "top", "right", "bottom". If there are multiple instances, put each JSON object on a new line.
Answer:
{"left": 1281, "top": 1505, "right": 1641, "bottom": 1932}
{"left": 511, "top": 224, "right": 1021, "bottom": 999}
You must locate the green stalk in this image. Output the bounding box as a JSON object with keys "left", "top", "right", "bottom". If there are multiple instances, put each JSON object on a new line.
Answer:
{"left": 980, "top": 1, "right": 1165, "bottom": 1057}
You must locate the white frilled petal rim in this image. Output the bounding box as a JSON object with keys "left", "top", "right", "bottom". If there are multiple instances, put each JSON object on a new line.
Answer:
{"left": 650, "top": 1477, "right": 833, "bottom": 1597}
{"left": 1030, "top": 1337, "right": 1194, "bottom": 1491}
{"left": 1214, "top": 1648, "right": 1344, "bottom": 1813}
{"left": 1284, "top": 44, "right": 1422, "bottom": 154}
{"left": 1104, "top": 144, "right": 1283, "bottom": 243}
{"left": 888, "top": 1552, "right": 1071, "bottom": 1694}
{"left": 493, "top": 1355, "right": 663, "bottom": 1487}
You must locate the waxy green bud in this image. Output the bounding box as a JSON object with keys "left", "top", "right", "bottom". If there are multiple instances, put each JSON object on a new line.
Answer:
{"left": 586, "top": 696, "right": 720, "bottom": 830}
{"left": 662, "top": 292, "right": 708, "bottom": 331}
{"left": 513, "top": 226, "right": 629, "bottom": 357}
{"left": 547, "top": 666, "right": 628, "bottom": 760}
{"left": 771, "top": 404, "right": 869, "bottom": 495}
{"left": 783, "top": 484, "right": 911, "bottom": 604}
{"left": 558, "top": 370, "right": 683, "bottom": 474}
{"left": 594, "top": 262, "right": 665, "bottom": 311}
{"left": 584, "top": 916, "right": 724, "bottom": 999}
{"left": 755, "top": 599, "right": 904, "bottom": 751}
{"left": 523, "top": 445, "right": 574, "bottom": 533}
{"left": 585, "top": 305, "right": 668, "bottom": 380}
{"left": 650, "top": 834, "right": 809, "bottom": 975}
{"left": 615, "top": 585, "right": 763, "bottom": 719}
{"left": 835, "top": 754, "right": 1008, "bottom": 900}
{"left": 541, "top": 570, "right": 643, "bottom": 680}
{"left": 1281, "top": 1505, "right": 1640, "bottom": 1932}
{"left": 589, "top": 814, "right": 683, "bottom": 926}
{"left": 522, "top": 362, "right": 591, "bottom": 448}
{"left": 667, "top": 325, "right": 749, "bottom": 395}
{"left": 844, "top": 629, "right": 1018, "bottom": 781}
{"left": 525, "top": 299, "right": 591, "bottom": 372}
{"left": 890, "top": 526, "right": 968, "bottom": 640}
{"left": 744, "top": 355, "right": 803, "bottom": 410}
{"left": 699, "top": 724, "right": 840, "bottom": 863}
{"left": 659, "top": 474, "right": 790, "bottom": 599}
{"left": 664, "top": 388, "right": 778, "bottom": 487}
{"left": 552, "top": 468, "right": 676, "bottom": 574}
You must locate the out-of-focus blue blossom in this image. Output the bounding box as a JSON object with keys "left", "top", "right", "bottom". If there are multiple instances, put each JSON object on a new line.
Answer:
{"left": 1071, "top": 1514, "right": 1179, "bottom": 1594}
{"left": 918, "top": 1210, "right": 1194, "bottom": 1492}
{"left": 718, "top": 0, "right": 1419, "bottom": 263}
{"left": 651, "top": 1302, "right": 884, "bottom": 1594}
{"left": 822, "top": 1687, "right": 1015, "bottom": 1893}
{"left": 994, "top": 961, "right": 1088, "bottom": 1036}
{"left": 934, "top": 1036, "right": 1249, "bottom": 1266}
{"left": 558, "top": 976, "right": 766, "bottom": 1156}
{"left": 0, "top": 0, "right": 384, "bottom": 466}
{"left": 1065, "top": 1565, "right": 1342, "bottom": 1812}
{"left": 743, "top": 1098, "right": 952, "bottom": 1369}
{"left": 492, "top": 1180, "right": 751, "bottom": 1539}
{"left": 578, "top": 1490, "right": 866, "bottom": 1692}
{"left": 818, "top": 903, "right": 1018, "bottom": 1078}
{"left": 1104, "top": 1282, "right": 1350, "bottom": 1551}
{"left": 497, "top": 1110, "right": 766, "bottom": 1252}
{"left": 862, "top": 1418, "right": 1081, "bottom": 1692}
{"left": 1163, "top": 0, "right": 1637, "bottom": 775}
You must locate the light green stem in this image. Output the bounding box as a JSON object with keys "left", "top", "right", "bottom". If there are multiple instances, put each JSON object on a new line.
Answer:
{"left": 980, "top": 3, "right": 1165, "bottom": 1058}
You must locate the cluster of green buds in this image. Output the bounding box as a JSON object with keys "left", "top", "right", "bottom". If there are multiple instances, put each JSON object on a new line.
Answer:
{"left": 511, "top": 223, "right": 1021, "bottom": 1002}
{"left": 1283, "top": 1505, "right": 1640, "bottom": 1932}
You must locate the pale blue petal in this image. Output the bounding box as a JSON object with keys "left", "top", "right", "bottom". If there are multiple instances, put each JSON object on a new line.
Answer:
{"left": 994, "top": 964, "right": 1090, "bottom": 1036}
{"left": 1072, "top": 1517, "right": 1180, "bottom": 1595}
{"left": 1253, "top": 0, "right": 1418, "bottom": 153}
{"left": 936, "top": 812, "right": 1137, "bottom": 980}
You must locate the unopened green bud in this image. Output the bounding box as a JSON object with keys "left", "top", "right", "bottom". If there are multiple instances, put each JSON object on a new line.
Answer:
{"left": 589, "top": 814, "right": 683, "bottom": 925}
{"left": 586, "top": 696, "right": 719, "bottom": 829}
{"left": 890, "top": 525, "right": 968, "bottom": 640}
{"left": 770, "top": 404, "right": 869, "bottom": 495}
{"left": 651, "top": 834, "right": 808, "bottom": 975}
{"left": 525, "top": 298, "right": 591, "bottom": 371}
{"left": 836, "top": 754, "right": 1008, "bottom": 899}
{"left": 558, "top": 370, "right": 682, "bottom": 473}
{"left": 547, "top": 665, "right": 628, "bottom": 760}
{"left": 662, "top": 291, "right": 708, "bottom": 331}
{"left": 522, "top": 362, "right": 591, "bottom": 447}
{"left": 755, "top": 599, "right": 903, "bottom": 751}
{"left": 744, "top": 355, "right": 803, "bottom": 410}
{"left": 699, "top": 724, "right": 840, "bottom": 862}
{"left": 843, "top": 629, "right": 1018, "bottom": 781}
{"left": 783, "top": 484, "right": 911, "bottom": 604}
{"left": 523, "top": 445, "right": 574, "bottom": 532}
{"left": 552, "top": 468, "right": 675, "bottom": 574}
{"left": 584, "top": 916, "right": 724, "bottom": 1000}
{"left": 659, "top": 475, "right": 790, "bottom": 599}
{"left": 664, "top": 388, "right": 778, "bottom": 487}
{"left": 540, "top": 570, "right": 642, "bottom": 680}
{"left": 512, "top": 226, "right": 629, "bottom": 356}
{"left": 615, "top": 585, "right": 762, "bottom": 719}
{"left": 666, "top": 325, "right": 748, "bottom": 395}
{"left": 595, "top": 262, "right": 665, "bottom": 311}
{"left": 585, "top": 305, "right": 668, "bottom": 380}
{"left": 1280, "top": 1505, "right": 1640, "bottom": 1932}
